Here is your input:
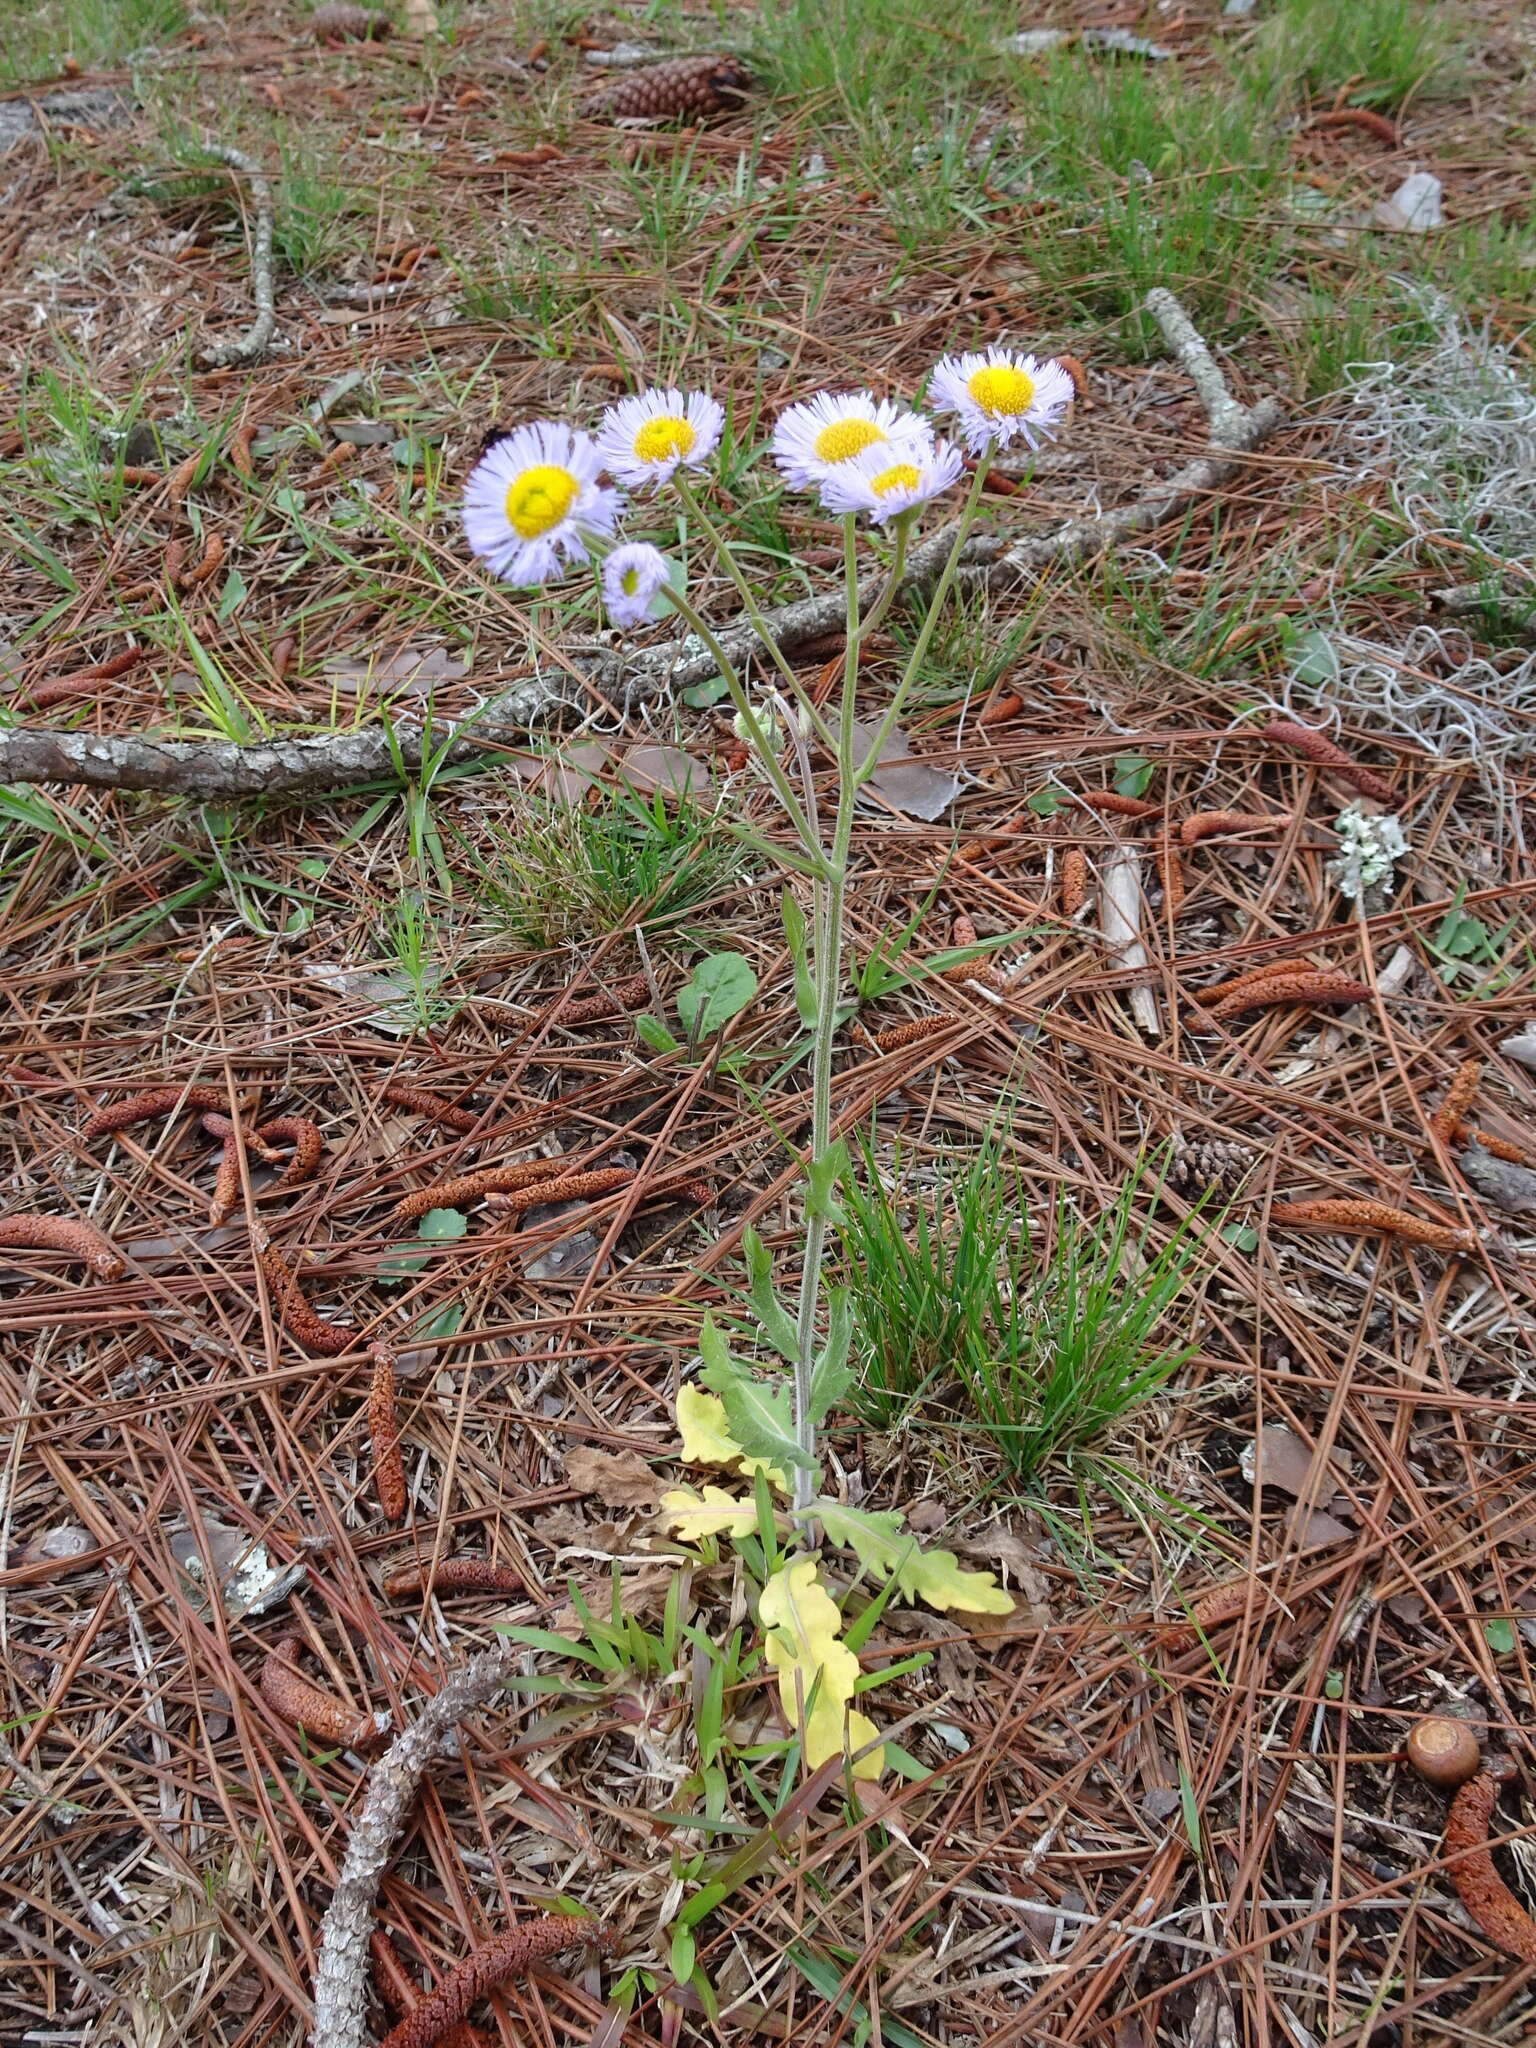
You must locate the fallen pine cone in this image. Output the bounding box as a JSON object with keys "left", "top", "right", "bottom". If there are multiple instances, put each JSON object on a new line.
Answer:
{"left": 1169, "top": 1133, "right": 1257, "bottom": 1194}
{"left": 587, "top": 54, "right": 752, "bottom": 124}
{"left": 312, "top": 1, "right": 391, "bottom": 40}
{"left": 0, "top": 1213, "right": 123, "bottom": 1280}
{"left": 1268, "top": 1198, "right": 1477, "bottom": 1256}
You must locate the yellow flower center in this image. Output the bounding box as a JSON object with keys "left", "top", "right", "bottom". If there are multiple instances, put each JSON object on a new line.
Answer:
{"left": 633, "top": 414, "right": 696, "bottom": 463}
{"left": 620, "top": 566, "right": 641, "bottom": 594}
{"left": 504, "top": 464, "right": 579, "bottom": 540}
{"left": 813, "top": 417, "right": 886, "bottom": 463}
{"left": 869, "top": 462, "right": 920, "bottom": 498}
{"left": 966, "top": 363, "right": 1035, "bottom": 418}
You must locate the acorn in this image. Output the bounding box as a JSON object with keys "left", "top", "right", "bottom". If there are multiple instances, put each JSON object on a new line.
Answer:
{"left": 1404, "top": 1715, "right": 1482, "bottom": 1791}
{"left": 587, "top": 53, "right": 752, "bottom": 125}
{"left": 312, "top": 2, "right": 391, "bottom": 42}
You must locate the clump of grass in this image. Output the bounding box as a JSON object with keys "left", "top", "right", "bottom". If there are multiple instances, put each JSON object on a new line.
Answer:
{"left": 476, "top": 783, "right": 746, "bottom": 951}
{"left": 841, "top": 1134, "right": 1209, "bottom": 1489}
{"left": 1250, "top": 0, "right": 1462, "bottom": 112}
{"left": 0, "top": 0, "right": 187, "bottom": 86}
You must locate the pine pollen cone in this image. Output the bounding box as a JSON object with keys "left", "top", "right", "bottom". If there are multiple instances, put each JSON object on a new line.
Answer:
{"left": 1268, "top": 1198, "right": 1477, "bottom": 1256}
{"left": 253, "top": 1231, "right": 356, "bottom": 1354}
{"left": 368, "top": 1343, "right": 408, "bottom": 1524}
{"left": 1196, "top": 957, "right": 1321, "bottom": 1007}
{"left": 374, "top": 1919, "right": 606, "bottom": 2048}
{"left": 1429, "top": 1058, "right": 1483, "bottom": 1142}
{"left": 1156, "top": 832, "right": 1186, "bottom": 916}
{"left": 868, "top": 1016, "right": 957, "bottom": 1053}
{"left": 1060, "top": 848, "right": 1089, "bottom": 918}
{"left": 1069, "top": 789, "right": 1161, "bottom": 821}
{"left": 382, "top": 1557, "right": 527, "bottom": 1599}
{"left": 1208, "top": 972, "right": 1371, "bottom": 1022}
{"left": 1157, "top": 1578, "right": 1258, "bottom": 1651}
{"left": 370, "top": 1933, "right": 497, "bottom": 2048}
{"left": 259, "top": 1636, "right": 391, "bottom": 1750}
{"left": 382, "top": 1081, "right": 484, "bottom": 1134}
{"left": 392, "top": 1157, "right": 571, "bottom": 1224}
{"left": 1257, "top": 720, "right": 1395, "bottom": 804}
{"left": 1180, "top": 809, "right": 1292, "bottom": 846}
{"left": 0, "top": 1213, "right": 123, "bottom": 1280}
{"left": 83, "top": 1084, "right": 241, "bottom": 1141}
{"left": 539, "top": 972, "right": 650, "bottom": 1028}
{"left": 1441, "top": 1764, "right": 1536, "bottom": 1962}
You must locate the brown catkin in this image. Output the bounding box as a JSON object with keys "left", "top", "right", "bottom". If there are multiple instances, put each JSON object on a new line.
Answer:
{"left": 539, "top": 973, "right": 651, "bottom": 1028}
{"left": 368, "top": 1343, "right": 408, "bottom": 1523}
{"left": 253, "top": 1232, "right": 355, "bottom": 1355}
{"left": 370, "top": 1935, "right": 496, "bottom": 2048}
{"left": 201, "top": 1113, "right": 287, "bottom": 1164}
{"left": 1454, "top": 1123, "right": 1534, "bottom": 1166}
{"left": 259, "top": 1636, "right": 390, "bottom": 1750}
{"left": 1180, "top": 809, "right": 1292, "bottom": 847}
{"left": 1196, "top": 958, "right": 1321, "bottom": 1007}
{"left": 1268, "top": 1198, "right": 1477, "bottom": 1256}
{"left": 1156, "top": 831, "right": 1186, "bottom": 916}
{"left": 227, "top": 422, "right": 256, "bottom": 479}
{"left": 1430, "top": 1058, "right": 1483, "bottom": 1142}
{"left": 1209, "top": 972, "right": 1371, "bottom": 1023}
{"left": 1069, "top": 789, "right": 1162, "bottom": 821}
{"left": 375, "top": 1920, "right": 601, "bottom": 2048}
{"left": 1305, "top": 106, "right": 1401, "bottom": 147}
{"left": 382, "top": 1082, "right": 484, "bottom": 1135}
{"left": 1157, "top": 1580, "right": 1261, "bottom": 1650}
{"left": 480, "top": 1166, "right": 636, "bottom": 1218}
{"left": 83, "top": 1084, "right": 236, "bottom": 1141}
{"left": 1441, "top": 1765, "right": 1536, "bottom": 1962}
{"left": 382, "top": 1557, "right": 527, "bottom": 1599}
{"left": 178, "top": 532, "right": 225, "bottom": 587}
{"left": 1060, "top": 848, "right": 1089, "bottom": 918}
{"left": 393, "top": 1157, "right": 571, "bottom": 1224}
{"left": 1258, "top": 720, "right": 1395, "bottom": 804}
{"left": 0, "top": 1214, "right": 123, "bottom": 1280}
{"left": 868, "top": 1017, "right": 956, "bottom": 1053}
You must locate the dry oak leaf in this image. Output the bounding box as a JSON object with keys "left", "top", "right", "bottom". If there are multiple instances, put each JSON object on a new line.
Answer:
{"left": 563, "top": 1445, "right": 665, "bottom": 1509}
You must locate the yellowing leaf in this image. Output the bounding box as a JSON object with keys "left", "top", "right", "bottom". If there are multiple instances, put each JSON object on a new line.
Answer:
{"left": 675, "top": 1386, "right": 787, "bottom": 1490}
{"left": 760, "top": 1557, "right": 884, "bottom": 1779}
{"left": 896, "top": 1545, "right": 1015, "bottom": 1616}
{"left": 658, "top": 1485, "right": 758, "bottom": 1539}
{"left": 813, "top": 1498, "right": 1014, "bottom": 1616}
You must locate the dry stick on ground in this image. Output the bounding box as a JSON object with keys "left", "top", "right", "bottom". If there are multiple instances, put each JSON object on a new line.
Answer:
{"left": 197, "top": 145, "right": 277, "bottom": 368}
{"left": 0, "top": 288, "right": 1285, "bottom": 796}
{"left": 311, "top": 1646, "right": 518, "bottom": 2048}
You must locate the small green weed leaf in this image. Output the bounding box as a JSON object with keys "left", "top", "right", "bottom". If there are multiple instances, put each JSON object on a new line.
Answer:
{"left": 1177, "top": 1762, "right": 1202, "bottom": 1854}
{"left": 682, "top": 675, "right": 733, "bottom": 709}
{"left": 1222, "top": 1222, "right": 1260, "bottom": 1252}
{"left": 669, "top": 1925, "right": 696, "bottom": 1986}
{"left": 647, "top": 553, "right": 688, "bottom": 620}
{"left": 417, "top": 1207, "right": 467, "bottom": 1241}
{"left": 678, "top": 953, "right": 757, "bottom": 1040}
{"left": 297, "top": 857, "right": 328, "bottom": 880}
{"left": 1291, "top": 628, "right": 1339, "bottom": 687}
{"left": 782, "top": 890, "right": 817, "bottom": 1029}
{"left": 1484, "top": 1617, "right": 1516, "bottom": 1655}
{"left": 806, "top": 1140, "right": 849, "bottom": 1224}
{"left": 1113, "top": 754, "right": 1155, "bottom": 799}
{"left": 743, "top": 1226, "right": 800, "bottom": 1364}
{"left": 216, "top": 566, "right": 248, "bottom": 621}
{"left": 635, "top": 1013, "right": 683, "bottom": 1055}
{"left": 698, "top": 1318, "right": 811, "bottom": 1471}
{"left": 413, "top": 1302, "right": 463, "bottom": 1342}
{"left": 1027, "top": 788, "right": 1062, "bottom": 816}
{"left": 809, "top": 1287, "right": 854, "bottom": 1422}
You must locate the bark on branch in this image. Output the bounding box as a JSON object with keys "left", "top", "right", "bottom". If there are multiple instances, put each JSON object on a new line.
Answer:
{"left": 0, "top": 290, "right": 1285, "bottom": 798}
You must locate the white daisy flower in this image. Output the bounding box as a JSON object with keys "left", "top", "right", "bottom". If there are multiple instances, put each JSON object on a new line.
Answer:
{"left": 815, "top": 438, "right": 966, "bottom": 525}
{"left": 462, "top": 422, "right": 620, "bottom": 587}
{"left": 596, "top": 387, "right": 724, "bottom": 489}
{"left": 927, "top": 347, "right": 1075, "bottom": 454}
{"left": 603, "top": 541, "right": 672, "bottom": 628}
{"left": 770, "top": 390, "right": 933, "bottom": 489}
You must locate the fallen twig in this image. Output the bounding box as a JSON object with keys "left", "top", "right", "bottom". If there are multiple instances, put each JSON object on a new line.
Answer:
{"left": 311, "top": 1645, "right": 519, "bottom": 2048}
{"left": 198, "top": 145, "right": 277, "bottom": 367}
{"left": 0, "top": 289, "right": 1286, "bottom": 796}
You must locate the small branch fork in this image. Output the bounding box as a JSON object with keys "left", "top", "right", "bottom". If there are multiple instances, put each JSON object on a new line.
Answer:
{"left": 197, "top": 146, "right": 277, "bottom": 369}
{"left": 0, "top": 290, "right": 1284, "bottom": 797}
{"left": 310, "top": 1648, "right": 516, "bottom": 2048}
